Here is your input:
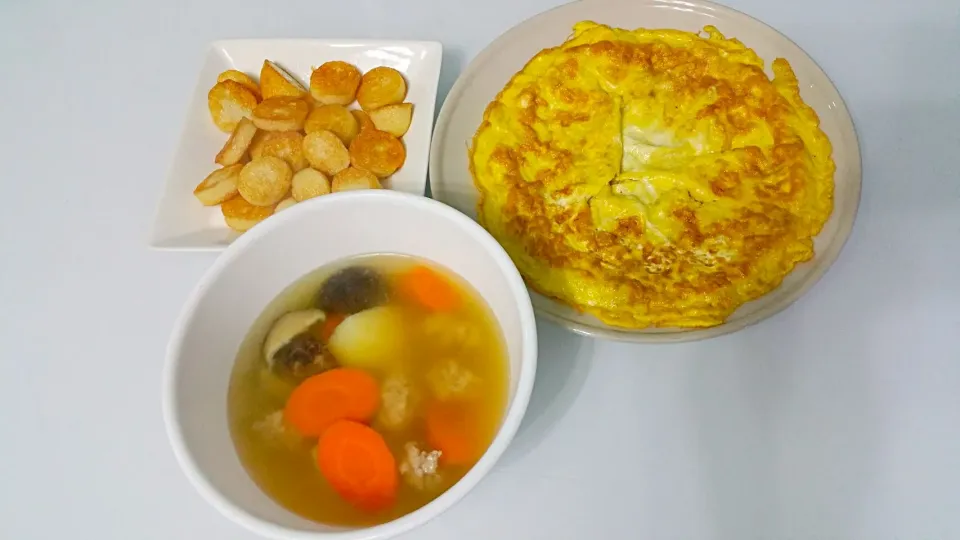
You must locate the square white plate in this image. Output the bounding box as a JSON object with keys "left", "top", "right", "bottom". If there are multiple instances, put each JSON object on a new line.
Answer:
{"left": 151, "top": 39, "right": 442, "bottom": 251}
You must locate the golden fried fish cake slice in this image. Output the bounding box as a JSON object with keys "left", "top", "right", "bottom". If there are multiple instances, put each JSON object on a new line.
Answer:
{"left": 217, "top": 70, "right": 261, "bottom": 99}
{"left": 215, "top": 118, "right": 258, "bottom": 166}
{"left": 258, "top": 130, "right": 308, "bottom": 172}
{"left": 291, "top": 168, "right": 331, "bottom": 201}
{"left": 260, "top": 60, "right": 307, "bottom": 99}
{"left": 332, "top": 167, "right": 381, "bottom": 192}
{"left": 221, "top": 197, "right": 276, "bottom": 232}
{"left": 193, "top": 164, "right": 243, "bottom": 206}
{"left": 208, "top": 80, "right": 258, "bottom": 132}
{"left": 310, "top": 61, "right": 362, "bottom": 105}
{"left": 368, "top": 103, "right": 413, "bottom": 137}
{"left": 304, "top": 104, "right": 360, "bottom": 145}
{"left": 349, "top": 129, "right": 405, "bottom": 177}
{"left": 302, "top": 130, "right": 350, "bottom": 175}
{"left": 252, "top": 97, "right": 310, "bottom": 131}
{"left": 238, "top": 156, "right": 292, "bottom": 206}
{"left": 357, "top": 67, "right": 407, "bottom": 111}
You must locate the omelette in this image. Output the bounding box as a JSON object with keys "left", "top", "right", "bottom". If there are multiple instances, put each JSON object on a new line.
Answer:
{"left": 470, "top": 22, "right": 835, "bottom": 328}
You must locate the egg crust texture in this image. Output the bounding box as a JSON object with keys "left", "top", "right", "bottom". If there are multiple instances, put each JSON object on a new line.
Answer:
{"left": 470, "top": 22, "right": 835, "bottom": 328}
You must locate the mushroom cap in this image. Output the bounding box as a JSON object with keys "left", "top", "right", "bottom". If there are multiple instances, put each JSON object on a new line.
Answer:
{"left": 263, "top": 309, "right": 326, "bottom": 367}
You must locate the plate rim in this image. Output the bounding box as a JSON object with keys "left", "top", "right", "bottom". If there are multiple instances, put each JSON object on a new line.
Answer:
{"left": 429, "top": 0, "right": 862, "bottom": 343}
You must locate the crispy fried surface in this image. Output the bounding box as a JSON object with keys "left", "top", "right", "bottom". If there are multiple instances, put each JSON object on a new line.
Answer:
{"left": 208, "top": 80, "right": 258, "bottom": 132}
{"left": 310, "top": 61, "right": 362, "bottom": 105}
{"left": 303, "top": 130, "right": 350, "bottom": 175}
{"left": 215, "top": 118, "right": 258, "bottom": 166}
{"left": 470, "top": 22, "right": 835, "bottom": 328}
{"left": 332, "top": 167, "right": 381, "bottom": 192}
{"left": 368, "top": 103, "right": 413, "bottom": 137}
{"left": 252, "top": 97, "right": 309, "bottom": 132}
{"left": 349, "top": 129, "right": 405, "bottom": 178}
{"left": 238, "top": 156, "right": 293, "bottom": 206}
{"left": 258, "top": 130, "right": 308, "bottom": 172}
{"left": 291, "top": 167, "right": 331, "bottom": 201}
{"left": 304, "top": 104, "right": 360, "bottom": 145}
{"left": 260, "top": 60, "right": 307, "bottom": 99}
{"left": 356, "top": 67, "right": 407, "bottom": 111}
{"left": 222, "top": 196, "right": 276, "bottom": 232}
{"left": 194, "top": 164, "right": 243, "bottom": 205}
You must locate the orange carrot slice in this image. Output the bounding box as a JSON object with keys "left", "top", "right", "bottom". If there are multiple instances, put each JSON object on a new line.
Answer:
{"left": 398, "top": 265, "right": 461, "bottom": 312}
{"left": 283, "top": 368, "right": 379, "bottom": 437}
{"left": 315, "top": 313, "right": 346, "bottom": 342}
{"left": 317, "top": 420, "right": 398, "bottom": 511}
{"left": 425, "top": 401, "right": 482, "bottom": 466}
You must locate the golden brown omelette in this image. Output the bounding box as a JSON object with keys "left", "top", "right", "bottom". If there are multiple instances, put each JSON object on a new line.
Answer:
{"left": 470, "top": 22, "right": 835, "bottom": 328}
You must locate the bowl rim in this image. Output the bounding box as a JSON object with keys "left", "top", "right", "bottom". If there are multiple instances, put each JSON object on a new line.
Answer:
{"left": 429, "top": 0, "right": 862, "bottom": 343}
{"left": 161, "top": 190, "right": 539, "bottom": 539}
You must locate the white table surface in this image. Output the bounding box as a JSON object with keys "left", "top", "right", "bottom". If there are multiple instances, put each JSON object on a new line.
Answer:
{"left": 1, "top": 0, "right": 958, "bottom": 538}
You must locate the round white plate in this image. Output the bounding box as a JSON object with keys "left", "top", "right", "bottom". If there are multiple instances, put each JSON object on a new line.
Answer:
{"left": 429, "top": 0, "right": 861, "bottom": 342}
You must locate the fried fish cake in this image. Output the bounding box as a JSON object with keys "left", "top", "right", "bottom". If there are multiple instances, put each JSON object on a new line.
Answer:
{"left": 258, "top": 130, "right": 308, "bottom": 172}
{"left": 275, "top": 197, "right": 297, "bottom": 212}
{"left": 352, "top": 109, "right": 376, "bottom": 132}
{"left": 208, "top": 80, "right": 258, "bottom": 132}
{"left": 302, "top": 130, "right": 350, "bottom": 175}
{"left": 368, "top": 103, "right": 413, "bottom": 137}
{"left": 217, "top": 70, "right": 261, "bottom": 99}
{"left": 251, "top": 97, "right": 309, "bottom": 131}
{"left": 238, "top": 156, "right": 292, "bottom": 206}
{"left": 260, "top": 60, "right": 307, "bottom": 99}
{"left": 357, "top": 67, "right": 407, "bottom": 111}
{"left": 310, "top": 61, "right": 362, "bottom": 105}
{"left": 332, "top": 167, "right": 381, "bottom": 192}
{"left": 291, "top": 167, "right": 331, "bottom": 201}
{"left": 215, "top": 118, "right": 258, "bottom": 166}
{"left": 221, "top": 196, "right": 276, "bottom": 232}
{"left": 349, "top": 129, "right": 405, "bottom": 177}
{"left": 304, "top": 104, "right": 360, "bottom": 145}
{"left": 193, "top": 164, "right": 243, "bottom": 205}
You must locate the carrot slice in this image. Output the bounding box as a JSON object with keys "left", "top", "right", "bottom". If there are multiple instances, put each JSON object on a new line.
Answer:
{"left": 317, "top": 420, "right": 398, "bottom": 511}
{"left": 398, "top": 265, "right": 461, "bottom": 311}
{"left": 425, "top": 401, "right": 482, "bottom": 466}
{"left": 283, "top": 368, "right": 380, "bottom": 437}
{"left": 314, "top": 313, "right": 346, "bottom": 343}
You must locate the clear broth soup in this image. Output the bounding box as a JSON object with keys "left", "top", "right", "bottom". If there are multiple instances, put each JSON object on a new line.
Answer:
{"left": 228, "top": 254, "right": 508, "bottom": 526}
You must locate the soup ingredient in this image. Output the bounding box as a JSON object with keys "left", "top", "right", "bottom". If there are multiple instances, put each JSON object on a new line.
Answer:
{"left": 263, "top": 309, "right": 326, "bottom": 368}
{"left": 315, "top": 313, "right": 346, "bottom": 343}
{"left": 217, "top": 69, "right": 260, "bottom": 99}
{"left": 291, "top": 168, "right": 331, "bottom": 201}
{"left": 304, "top": 104, "right": 360, "bottom": 145}
{"left": 193, "top": 164, "right": 242, "bottom": 206}
{"left": 252, "top": 96, "right": 309, "bottom": 132}
{"left": 260, "top": 60, "right": 307, "bottom": 99}
{"left": 368, "top": 103, "right": 414, "bottom": 137}
{"left": 426, "top": 402, "right": 481, "bottom": 466}
{"left": 258, "top": 131, "right": 308, "bottom": 172}
{"left": 239, "top": 156, "right": 293, "bottom": 206}
{"left": 398, "top": 265, "right": 461, "bottom": 312}
{"left": 303, "top": 130, "right": 350, "bottom": 175}
{"left": 399, "top": 442, "right": 443, "bottom": 491}
{"left": 421, "top": 313, "right": 480, "bottom": 352}
{"left": 357, "top": 67, "right": 407, "bottom": 111}
{"left": 215, "top": 118, "right": 258, "bottom": 166}
{"left": 426, "top": 359, "right": 480, "bottom": 401}
{"left": 348, "top": 129, "right": 405, "bottom": 178}
{"left": 332, "top": 167, "right": 381, "bottom": 192}
{"left": 377, "top": 374, "right": 416, "bottom": 430}
{"left": 317, "top": 266, "right": 388, "bottom": 314}
{"left": 317, "top": 420, "right": 398, "bottom": 511}
{"left": 253, "top": 411, "right": 303, "bottom": 450}
{"left": 284, "top": 368, "right": 380, "bottom": 437}
{"left": 221, "top": 197, "right": 275, "bottom": 232}
{"left": 207, "top": 80, "right": 258, "bottom": 132}
{"left": 310, "top": 61, "right": 362, "bottom": 106}
{"left": 327, "top": 306, "right": 407, "bottom": 371}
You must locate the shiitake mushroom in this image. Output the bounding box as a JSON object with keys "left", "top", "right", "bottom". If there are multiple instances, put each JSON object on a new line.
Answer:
{"left": 262, "top": 309, "right": 337, "bottom": 377}
{"left": 316, "top": 266, "right": 388, "bottom": 314}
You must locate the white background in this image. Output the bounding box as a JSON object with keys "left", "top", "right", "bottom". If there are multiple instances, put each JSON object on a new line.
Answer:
{"left": 1, "top": 0, "right": 958, "bottom": 539}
